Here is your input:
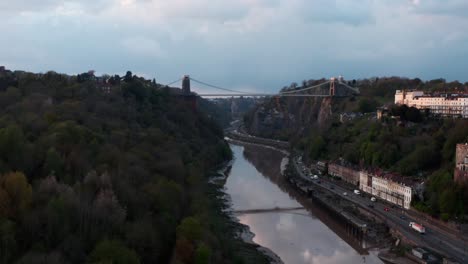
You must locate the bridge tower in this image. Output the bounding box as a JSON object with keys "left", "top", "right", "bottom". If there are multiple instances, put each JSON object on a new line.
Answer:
{"left": 330, "top": 77, "right": 336, "bottom": 96}
{"left": 182, "top": 75, "right": 191, "bottom": 94}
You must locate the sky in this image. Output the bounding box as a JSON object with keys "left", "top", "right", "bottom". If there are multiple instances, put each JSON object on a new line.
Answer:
{"left": 1, "top": 0, "right": 468, "bottom": 93}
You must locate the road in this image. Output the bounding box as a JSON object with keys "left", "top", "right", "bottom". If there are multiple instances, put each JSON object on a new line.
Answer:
{"left": 226, "top": 124, "right": 467, "bottom": 262}
{"left": 292, "top": 158, "right": 468, "bottom": 263}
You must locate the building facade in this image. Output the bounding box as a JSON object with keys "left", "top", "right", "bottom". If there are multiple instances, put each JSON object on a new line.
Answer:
{"left": 455, "top": 143, "right": 468, "bottom": 185}
{"left": 328, "top": 159, "right": 360, "bottom": 186}
{"left": 359, "top": 171, "right": 413, "bottom": 209}
{"left": 359, "top": 171, "right": 373, "bottom": 194}
{"left": 395, "top": 90, "right": 468, "bottom": 118}
{"left": 316, "top": 161, "right": 328, "bottom": 175}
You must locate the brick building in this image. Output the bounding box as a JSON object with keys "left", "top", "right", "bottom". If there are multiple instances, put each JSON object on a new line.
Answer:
{"left": 454, "top": 143, "right": 468, "bottom": 185}
{"left": 328, "top": 158, "right": 360, "bottom": 186}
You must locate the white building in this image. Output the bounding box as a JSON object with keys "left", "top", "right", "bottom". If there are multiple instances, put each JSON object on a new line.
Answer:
{"left": 359, "top": 171, "right": 373, "bottom": 194}
{"left": 359, "top": 171, "right": 413, "bottom": 209}
{"left": 395, "top": 90, "right": 468, "bottom": 118}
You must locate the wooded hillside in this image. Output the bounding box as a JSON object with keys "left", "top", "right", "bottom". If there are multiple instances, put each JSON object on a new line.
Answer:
{"left": 0, "top": 69, "right": 265, "bottom": 264}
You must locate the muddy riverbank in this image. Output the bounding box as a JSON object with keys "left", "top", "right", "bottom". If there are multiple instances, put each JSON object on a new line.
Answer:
{"left": 223, "top": 143, "right": 384, "bottom": 264}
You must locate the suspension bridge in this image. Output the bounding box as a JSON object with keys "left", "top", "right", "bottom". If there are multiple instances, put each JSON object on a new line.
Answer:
{"left": 165, "top": 75, "right": 360, "bottom": 98}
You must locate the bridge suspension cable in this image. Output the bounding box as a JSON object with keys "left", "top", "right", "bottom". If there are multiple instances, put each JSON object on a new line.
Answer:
{"left": 279, "top": 81, "right": 331, "bottom": 94}
{"left": 189, "top": 77, "right": 252, "bottom": 94}
{"left": 164, "top": 78, "right": 183, "bottom": 87}
{"left": 338, "top": 81, "right": 360, "bottom": 94}
{"left": 184, "top": 76, "right": 359, "bottom": 97}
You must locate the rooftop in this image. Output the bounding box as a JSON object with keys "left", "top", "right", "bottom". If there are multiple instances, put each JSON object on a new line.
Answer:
{"left": 397, "top": 90, "right": 468, "bottom": 99}
{"left": 365, "top": 168, "right": 420, "bottom": 187}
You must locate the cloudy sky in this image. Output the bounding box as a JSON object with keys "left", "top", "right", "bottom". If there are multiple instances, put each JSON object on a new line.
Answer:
{"left": 1, "top": 0, "right": 468, "bottom": 93}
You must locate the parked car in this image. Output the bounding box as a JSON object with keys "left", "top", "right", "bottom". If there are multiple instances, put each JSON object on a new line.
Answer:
{"left": 343, "top": 192, "right": 348, "bottom": 196}
{"left": 370, "top": 197, "right": 376, "bottom": 202}
{"left": 354, "top": 190, "right": 360, "bottom": 195}
{"left": 330, "top": 186, "right": 335, "bottom": 190}
{"left": 384, "top": 207, "right": 390, "bottom": 212}
{"left": 400, "top": 215, "right": 407, "bottom": 220}
{"left": 367, "top": 204, "right": 374, "bottom": 208}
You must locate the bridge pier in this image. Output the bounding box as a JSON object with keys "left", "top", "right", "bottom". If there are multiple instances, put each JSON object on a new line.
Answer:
{"left": 330, "top": 77, "right": 336, "bottom": 96}
{"left": 179, "top": 75, "right": 197, "bottom": 110}
{"left": 182, "top": 75, "right": 191, "bottom": 94}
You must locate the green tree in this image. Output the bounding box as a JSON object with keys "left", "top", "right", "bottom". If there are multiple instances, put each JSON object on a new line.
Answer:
{"left": 0, "top": 219, "right": 16, "bottom": 264}
{"left": 357, "top": 98, "right": 379, "bottom": 113}
{"left": 177, "top": 217, "right": 203, "bottom": 242}
{"left": 124, "top": 71, "right": 133, "bottom": 82}
{"left": 146, "top": 179, "right": 183, "bottom": 217}
{"left": 88, "top": 239, "right": 140, "bottom": 264}
{"left": 43, "top": 148, "right": 64, "bottom": 177}
{"left": 195, "top": 243, "right": 212, "bottom": 264}
{"left": 308, "top": 135, "right": 325, "bottom": 160}
{"left": 0, "top": 125, "right": 27, "bottom": 172}
{"left": 439, "top": 189, "right": 457, "bottom": 218}
{"left": 0, "top": 172, "right": 32, "bottom": 219}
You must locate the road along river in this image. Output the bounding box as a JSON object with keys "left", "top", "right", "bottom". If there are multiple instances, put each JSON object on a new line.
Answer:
{"left": 224, "top": 143, "right": 383, "bottom": 264}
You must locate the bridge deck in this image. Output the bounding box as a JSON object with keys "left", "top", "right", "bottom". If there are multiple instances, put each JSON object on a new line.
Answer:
{"left": 234, "top": 206, "right": 305, "bottom": 215}
{"left": 198, "top": 94, "right": 330, "bottom": 97}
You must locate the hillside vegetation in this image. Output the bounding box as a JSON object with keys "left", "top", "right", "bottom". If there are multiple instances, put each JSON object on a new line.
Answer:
{"left": 0, "top": 69, "right": 267, "bottom": 264}
{"left": 246, "top": 77, "right": 468, "bottom": 220}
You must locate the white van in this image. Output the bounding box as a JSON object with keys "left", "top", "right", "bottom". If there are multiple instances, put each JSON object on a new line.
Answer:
{"left": 370, "top": 197, "right": 376, "bottom": 202}
{"left": 354, "top": 190, "right": 360, "bottom": 195}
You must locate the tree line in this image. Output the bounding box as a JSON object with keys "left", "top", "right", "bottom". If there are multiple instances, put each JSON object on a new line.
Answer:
{"left": 0, "top": 69, "right": 267, "bottom": 263}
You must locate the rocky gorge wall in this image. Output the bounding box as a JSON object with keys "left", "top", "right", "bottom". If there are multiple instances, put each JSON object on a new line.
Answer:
{"left": 245, "top": 96, "right": 340, "bottom": 140}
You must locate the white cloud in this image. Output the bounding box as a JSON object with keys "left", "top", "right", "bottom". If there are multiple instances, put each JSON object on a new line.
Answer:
{"left": 409, "top": 0, "right": 468, "bottom": 17}
{"left": 1, "top": 0, "right": 468, "bottom": 90}
{"left": 121, "top": 37, "right": 165, "bottom": 58}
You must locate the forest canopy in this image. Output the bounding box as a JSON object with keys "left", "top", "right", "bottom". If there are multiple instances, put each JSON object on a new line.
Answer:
{"left": 0, "top": 69, "right": 264, "bottom": 264}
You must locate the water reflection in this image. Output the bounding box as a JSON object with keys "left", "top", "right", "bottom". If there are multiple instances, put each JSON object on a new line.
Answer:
{"left": 225, "top": 144, "right": 382, "bottom": 264}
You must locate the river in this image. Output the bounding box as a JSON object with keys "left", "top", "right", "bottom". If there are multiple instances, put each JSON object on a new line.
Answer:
{"left": 225, "top": 143, "right": 383, "bottom": 264}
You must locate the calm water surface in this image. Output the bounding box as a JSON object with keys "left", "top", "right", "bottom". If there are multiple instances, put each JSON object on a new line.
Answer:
{"left": 225, "top": 144, "right": 383, "bottom": 264}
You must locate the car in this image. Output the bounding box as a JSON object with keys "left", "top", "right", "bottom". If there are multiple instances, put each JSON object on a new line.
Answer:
{"left": 367, "top": 204, "right": 374, "bottom": 208}
{"left": 354, "top": 190, "right": 360, "bottom": 195}
{"left": 384, "top": 207, "right": 390, "bottom": 212}
{"left": 330, "top": 186, "right": 335, "bottom": 190}
{"left": 399, "top": 215, "right": 407, "bottom": 220}
{"left": 370, "top": 197, "right": 376, "bottom": 202}
{"left": 343, "top": 192, "right": 348, "bottom": 196}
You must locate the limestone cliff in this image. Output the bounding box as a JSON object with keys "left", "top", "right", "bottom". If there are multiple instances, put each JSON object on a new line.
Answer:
{"left": 245, "top": 96, "right": 338, "bottom": 140}
{"left": 244, "top": 82, "right": 359, "bottom": 139}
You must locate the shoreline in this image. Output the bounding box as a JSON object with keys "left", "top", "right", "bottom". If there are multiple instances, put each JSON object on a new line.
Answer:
{"left": 212, "top": 148, "right": 284, "bottom": 264}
